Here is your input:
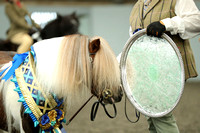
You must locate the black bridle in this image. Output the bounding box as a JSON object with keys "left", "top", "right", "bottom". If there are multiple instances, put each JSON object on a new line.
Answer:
{"left": 66, "top": 88, "right": 118, "bottom": 125}
{"left": 90, "top": 89, "right": 117, "bottom": 121}
{"left": 89, "top": 44, "right": 117, "bottom": 121}
{"left": 65, "top": 46, "right": 117, "bottom": 125}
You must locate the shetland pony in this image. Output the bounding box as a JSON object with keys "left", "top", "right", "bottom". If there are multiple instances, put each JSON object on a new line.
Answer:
{"left": 0, "top": 34, "right": 122, "bottom": 133}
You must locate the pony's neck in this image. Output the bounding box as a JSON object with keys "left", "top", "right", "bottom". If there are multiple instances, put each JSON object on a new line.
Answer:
{"left": 33, "top": 37, "right": 64, "bottom": 56}
{"left": 33, "top": 37, "right": 64, "bottom": 92}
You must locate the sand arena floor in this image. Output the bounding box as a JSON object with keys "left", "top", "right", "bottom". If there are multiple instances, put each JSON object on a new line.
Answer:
{"left": 66, "top": 82, "right": 200, "bottom": 133}
{"left": 0, "top": 82, "right": 199, "bottom": 133}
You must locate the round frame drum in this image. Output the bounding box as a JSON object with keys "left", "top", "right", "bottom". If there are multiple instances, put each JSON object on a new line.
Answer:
{"left": 120, "top": 29, "right": 185, "bottom": 117}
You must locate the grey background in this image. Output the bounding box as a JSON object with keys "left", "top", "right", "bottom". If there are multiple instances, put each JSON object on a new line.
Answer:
{"left": 0, "top": 1, "right": 199, "bottom": 81}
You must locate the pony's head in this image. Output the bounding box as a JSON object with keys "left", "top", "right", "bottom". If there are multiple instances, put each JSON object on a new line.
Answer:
{"left": 89, "top": 36, "right": 123, "bottom": 104}
{"left": 35, "top": 34, "right": 122, "bottom": 107}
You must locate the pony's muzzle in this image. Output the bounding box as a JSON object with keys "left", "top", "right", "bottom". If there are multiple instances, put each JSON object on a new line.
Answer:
{"left": 114, "top": 86, "right": 123, "bottom": 103}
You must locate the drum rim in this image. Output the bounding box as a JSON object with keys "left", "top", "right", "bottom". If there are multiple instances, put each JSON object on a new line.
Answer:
{"left": 120, "top": 29, "right": 185, "bottom": 117}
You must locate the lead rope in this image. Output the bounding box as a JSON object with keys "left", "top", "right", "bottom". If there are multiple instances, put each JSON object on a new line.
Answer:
{"left": 66, "top": 95, "right": 94, "bottom": 125}
{"left": 125, "top": 95, "right": 140, "bottom": 123}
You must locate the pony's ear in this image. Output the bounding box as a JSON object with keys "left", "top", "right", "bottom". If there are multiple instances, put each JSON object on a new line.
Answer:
{"left": 71, "top": 12, "right": 76, "bottom": 18}
{"left": 89, "top": 39, "right": 100, "bottom": 54}
{"left": 57, "top": 13, "right": 62, "bottom": 18}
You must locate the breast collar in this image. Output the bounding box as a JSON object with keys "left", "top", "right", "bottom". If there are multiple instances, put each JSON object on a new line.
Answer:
{"left": 11, "top": 51, "right": 66, "bottom": 133}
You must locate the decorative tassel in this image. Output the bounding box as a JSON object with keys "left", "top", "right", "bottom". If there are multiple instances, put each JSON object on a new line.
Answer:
{"left": 61, "top": 127, "right": 67, "bottom": 133}
{"left": 11, "top": 77, "right": 17, "bottom": 83}
{"left": 14, "top": 87, "right": 20, "bottom": 92}
{"left": 24, "top": 108, "right": 32, "bottom": 114}
{"left": 34, "top": 121, "right": 39, "bottom": 127}
{"left": 63, "top": 118, "right": 66, "bottom": 123}
{"left": 31, "top": 51, "right": 35, "bottom": 57}
{"left": 51, "top": 121, "right": 56, "bottom": 126}
{"left": 53, "top": 127, "right": 62, "bottom": 133}
{"left": 18, "top": 97, "right": 25, "bottom": 102}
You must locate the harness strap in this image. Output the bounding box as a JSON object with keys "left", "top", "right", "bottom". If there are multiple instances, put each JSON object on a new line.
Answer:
{"left": 90, "top": 99, "right": 117, "bottom": 121}
{"left": 90, "top": 101, "right": 100, "bottom": 121}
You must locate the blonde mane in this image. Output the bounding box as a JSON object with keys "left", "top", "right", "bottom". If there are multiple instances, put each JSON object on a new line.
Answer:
{"left": 91, "top": 36, "right": 120, "bottom": 98}
{"left": 35, "top": 34, "right": 120, "bottom": 107}
{"left": 51, "top": 34, "right": 92, "bottom": 106}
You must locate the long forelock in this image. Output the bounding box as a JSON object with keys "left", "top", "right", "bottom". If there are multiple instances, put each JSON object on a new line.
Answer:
{"left": 51, "top": 35, "right": 92, "bottom": 107}
{"left": 91, "top": 36, "right": 121, "bottom": 96}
